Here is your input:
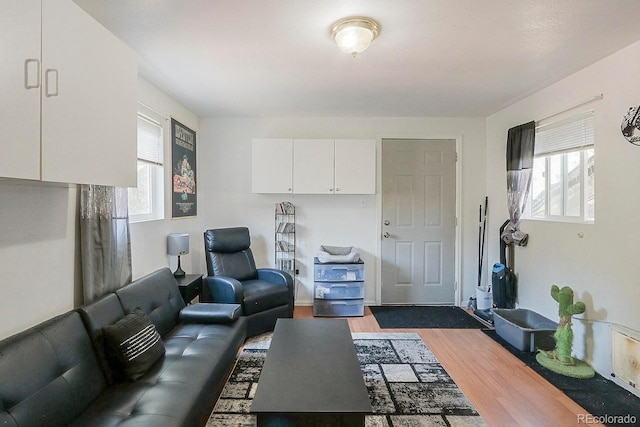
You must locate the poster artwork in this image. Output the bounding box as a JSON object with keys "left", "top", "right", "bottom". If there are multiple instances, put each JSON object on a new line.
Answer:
{"left": 171, "top": 118, "right": 197, "bottom": 217}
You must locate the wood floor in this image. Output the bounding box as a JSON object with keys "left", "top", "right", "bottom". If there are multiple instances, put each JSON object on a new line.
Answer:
{"left": 293, "top": 305, "right": 604, "bottom": 427}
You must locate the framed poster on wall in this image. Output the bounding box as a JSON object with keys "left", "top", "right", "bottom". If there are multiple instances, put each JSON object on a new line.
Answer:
{"left": 171, "top": 118, "right": 197, "bottom": 218}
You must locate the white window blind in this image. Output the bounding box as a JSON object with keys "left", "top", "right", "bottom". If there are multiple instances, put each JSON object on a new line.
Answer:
{"left": 535, "top": 110, "right": 594, "bottom": 156}
{"left": 137, "top": 115, "right": 163, "bottom": 164}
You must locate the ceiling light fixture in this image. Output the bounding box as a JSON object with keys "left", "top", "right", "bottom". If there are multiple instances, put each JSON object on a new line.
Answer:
{"left": 331, "top": 16, "right": 380, "bottom": 57}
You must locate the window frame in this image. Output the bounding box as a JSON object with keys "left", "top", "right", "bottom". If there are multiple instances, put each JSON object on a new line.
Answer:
{"left": 128, "top": 112, "right": 165, "bottom": 223}
{"left": 524, "top": 110, "right": 595, "bottom": 224}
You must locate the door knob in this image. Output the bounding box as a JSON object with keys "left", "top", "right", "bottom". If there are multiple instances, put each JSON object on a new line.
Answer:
{"left": 383, "top": 220, "right": 390, "bottom": 226}
{"left": 383, "top": 232, "right": 390, "bottom": 238}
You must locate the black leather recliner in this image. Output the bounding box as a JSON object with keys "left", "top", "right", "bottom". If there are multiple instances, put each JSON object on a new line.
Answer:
{"left": 202, "top": 227, "right": 294, "bottom": 337}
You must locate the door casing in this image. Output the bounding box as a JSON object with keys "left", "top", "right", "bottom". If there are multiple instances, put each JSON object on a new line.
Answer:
{"left": 374, "top": 136, "right": 462, "bottom": 306}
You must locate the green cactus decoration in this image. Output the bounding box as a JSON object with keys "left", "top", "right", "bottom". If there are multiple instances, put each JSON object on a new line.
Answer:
{"left": 536, "top": 285, "right": 594, "bottom": 378}
{"left": 545, "top": 285, "right": 585, "bottom": 364}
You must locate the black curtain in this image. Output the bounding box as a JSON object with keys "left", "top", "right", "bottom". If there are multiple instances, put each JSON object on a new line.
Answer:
{"left": 501, "top": 121, "right": 535, "bottom": 246}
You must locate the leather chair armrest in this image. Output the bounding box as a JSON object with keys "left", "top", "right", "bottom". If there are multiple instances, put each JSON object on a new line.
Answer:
{"left": 257, "top": 268, "right": 295, "bottom": 317}
{"left": 204, "top": 276, "right": 244, "bottom": 304}
{"left": 179, "top": 303, "right": 242, "bottom": 324}
{"left": 257, "top": 268, "right": 294, "bottom": 290}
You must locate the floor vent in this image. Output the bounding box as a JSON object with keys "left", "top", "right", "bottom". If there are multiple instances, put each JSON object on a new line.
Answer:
{"left": 612, "top": 327, "right": 640, "bottom": 391}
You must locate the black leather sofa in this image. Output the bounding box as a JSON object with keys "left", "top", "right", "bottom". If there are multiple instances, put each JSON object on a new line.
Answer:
{"left": 0, "top": 268, "right": 247, "bottom": 427}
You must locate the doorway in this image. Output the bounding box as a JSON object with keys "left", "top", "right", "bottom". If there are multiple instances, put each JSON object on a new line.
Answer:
{"left": 381, "top": 139, "right": 457, "bottom": 304}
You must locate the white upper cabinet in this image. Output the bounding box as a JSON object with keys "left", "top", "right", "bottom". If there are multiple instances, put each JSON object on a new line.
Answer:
{"left": 251, "top": 138, "right": 376, "bottom": 194}
{"left": 334, "top": 139, "right": 376, "bottom": 194}
{"left": 293, "top": 139, "right": 335, "bottom": 194}
{"left": 252, "top": 138, "right": 293, "bottom": 193}
{"left": 0, "top": 0, "right": 137, "bottom": 187}
{"left": 40, "top": 0, "right": 137, "bottom": 186}
{"left": 0, "top": 0, "right": 41, "bottom": 180}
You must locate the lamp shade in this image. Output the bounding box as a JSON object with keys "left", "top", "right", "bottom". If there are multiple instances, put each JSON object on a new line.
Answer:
{"left": 167, "top": 233, "right": 189, "bottom": 256}
{"left": 331, "top": 17, "right": 380, "bottom": 56}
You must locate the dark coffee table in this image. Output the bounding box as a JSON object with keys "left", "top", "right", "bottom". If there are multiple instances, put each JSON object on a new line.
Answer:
{"left": 250, "top": 318, "right": 372, "bottom": 426}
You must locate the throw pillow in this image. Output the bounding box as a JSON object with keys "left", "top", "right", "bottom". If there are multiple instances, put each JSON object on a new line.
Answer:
{"left": 103, "top": 308, "right": 165, "bottom": 381}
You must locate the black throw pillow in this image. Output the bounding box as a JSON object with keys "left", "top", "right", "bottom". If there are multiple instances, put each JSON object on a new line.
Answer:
{"left": 103, "top": 308, "right": 165, "bottom": 381}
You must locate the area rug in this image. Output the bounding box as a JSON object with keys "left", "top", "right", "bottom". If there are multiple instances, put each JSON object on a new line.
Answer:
{"left": 482, "top": 329, "right": 640, "bottom": 425}
{"left": 370, "top": 306, "right": 486, "bottom": 329}
{"left": 207, "top": 332, "right": 487, "bottom": 426}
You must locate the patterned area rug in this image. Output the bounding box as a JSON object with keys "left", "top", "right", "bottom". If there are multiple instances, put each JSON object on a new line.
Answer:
{"left": 208, "top": 332, "right": 487, "bottom": 426}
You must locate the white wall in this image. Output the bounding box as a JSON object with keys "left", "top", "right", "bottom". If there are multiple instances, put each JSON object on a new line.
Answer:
{"left": 0, "top": 83, "right": 486, "bottom": 338}
{"left": 486, "top": 40, "right": 640, "bottom": 386}
{"left": 196, "top": 117, "right": 486, "bottom": 305}
{"left": 130, "top": 77, "right": 201, "bottom": 279}
{"left": 0, "top": 76, "right": 199, "bottom": 340}
{"left": 0, "top": 180, "right": 79, "bottom": 338}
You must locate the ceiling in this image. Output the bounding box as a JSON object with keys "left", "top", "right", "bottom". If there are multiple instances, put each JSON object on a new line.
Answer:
{"left": 75, "top": 0, "right": 640, "bottom": 118}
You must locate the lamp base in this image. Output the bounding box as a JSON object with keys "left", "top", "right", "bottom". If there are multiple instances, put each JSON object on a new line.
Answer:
{"left": 173, "top": 256, "right": 186, "bottom": 277}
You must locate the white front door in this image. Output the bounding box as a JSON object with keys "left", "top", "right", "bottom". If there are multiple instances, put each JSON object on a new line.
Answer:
{"left": 381, "top": 139, "right": 457, "bottom": 304}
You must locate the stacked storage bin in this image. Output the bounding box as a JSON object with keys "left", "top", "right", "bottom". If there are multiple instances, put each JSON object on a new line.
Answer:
{"left": 313, "top": 257, "right": 364, "bottom": 317}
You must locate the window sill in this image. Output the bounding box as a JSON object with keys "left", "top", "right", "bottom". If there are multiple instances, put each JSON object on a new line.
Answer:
{"left": 523, "top": 217, "right": 594, "bottom": 225}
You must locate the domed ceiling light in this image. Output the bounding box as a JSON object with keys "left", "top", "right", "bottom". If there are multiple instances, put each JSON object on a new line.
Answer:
{"left": 331, "top": 16, "right": 380, "bottom": 57}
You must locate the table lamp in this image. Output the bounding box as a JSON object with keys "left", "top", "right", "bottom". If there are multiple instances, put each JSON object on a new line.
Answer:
{"left": 167, "top": 233, "right": 189, "bottom": 277}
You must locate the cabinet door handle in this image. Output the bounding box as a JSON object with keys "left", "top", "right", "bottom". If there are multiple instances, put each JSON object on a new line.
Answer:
{"left": 45, "top": 68, "right": 59, "bottom": 97}
{"left": 24, "top": 59, "right": 40, "bottom": 89}
{"left": 335, "top": 188, "right": 340, "bottom": 192}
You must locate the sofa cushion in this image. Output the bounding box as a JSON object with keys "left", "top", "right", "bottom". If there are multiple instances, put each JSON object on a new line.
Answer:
{"left": 103, "top": 308, "right": 165, "bottom": 381}
{"left": 116, "top": 268, "right": 185, "bottom": 337}
{"left": 77, "top": 292, "right": 126, "bottom": 384}
{"left": 71, "top": 317, "right": 247, "bottom": 427}
{"left": 0, "top": 312, "right": 106, "bottom": 427}
{"left": 179, "top": 303, "right": 242, "bottom": 324}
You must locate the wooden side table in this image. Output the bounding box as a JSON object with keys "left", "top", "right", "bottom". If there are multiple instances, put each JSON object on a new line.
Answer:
{"left": 175, "top": 274, "right": 203, "bottom": 304}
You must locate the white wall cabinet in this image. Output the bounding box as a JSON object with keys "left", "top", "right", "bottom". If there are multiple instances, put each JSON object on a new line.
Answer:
{"left": 0, "top": 0, "right": 137, "bottom": 187}
{"left": 1, "top": 0, "right": 41, "bottom": 180}
{"left": 252, "top": 138, "right": 293, "bottom": 193}
{"left": 293, "top": 139, "right": 335, "bottom": 194}
{"left": 333, "top": 139, "right": 376, "bottom": 194}
{"left": 251, "top": 138, "right": 376, "bottom": 194}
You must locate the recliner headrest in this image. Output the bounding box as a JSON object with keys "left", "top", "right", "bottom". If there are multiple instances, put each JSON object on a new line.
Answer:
{"left": 204, "top": 227, "right": 251, "bottom": 253}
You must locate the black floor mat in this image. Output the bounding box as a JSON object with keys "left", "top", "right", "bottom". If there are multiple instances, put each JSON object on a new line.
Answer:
{"left": 370, "top": 305, "right": 485, "bottom": 329}
{"left": 482, "top": 329, "right": 640, "bottom": 426}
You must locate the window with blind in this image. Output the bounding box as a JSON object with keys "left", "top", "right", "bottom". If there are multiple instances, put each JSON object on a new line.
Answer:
{"left": 526, "top": 110, "right": 595, "bottom": 222}
{"left": 128, "top": 114, "right": 164, "bottom": 222}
